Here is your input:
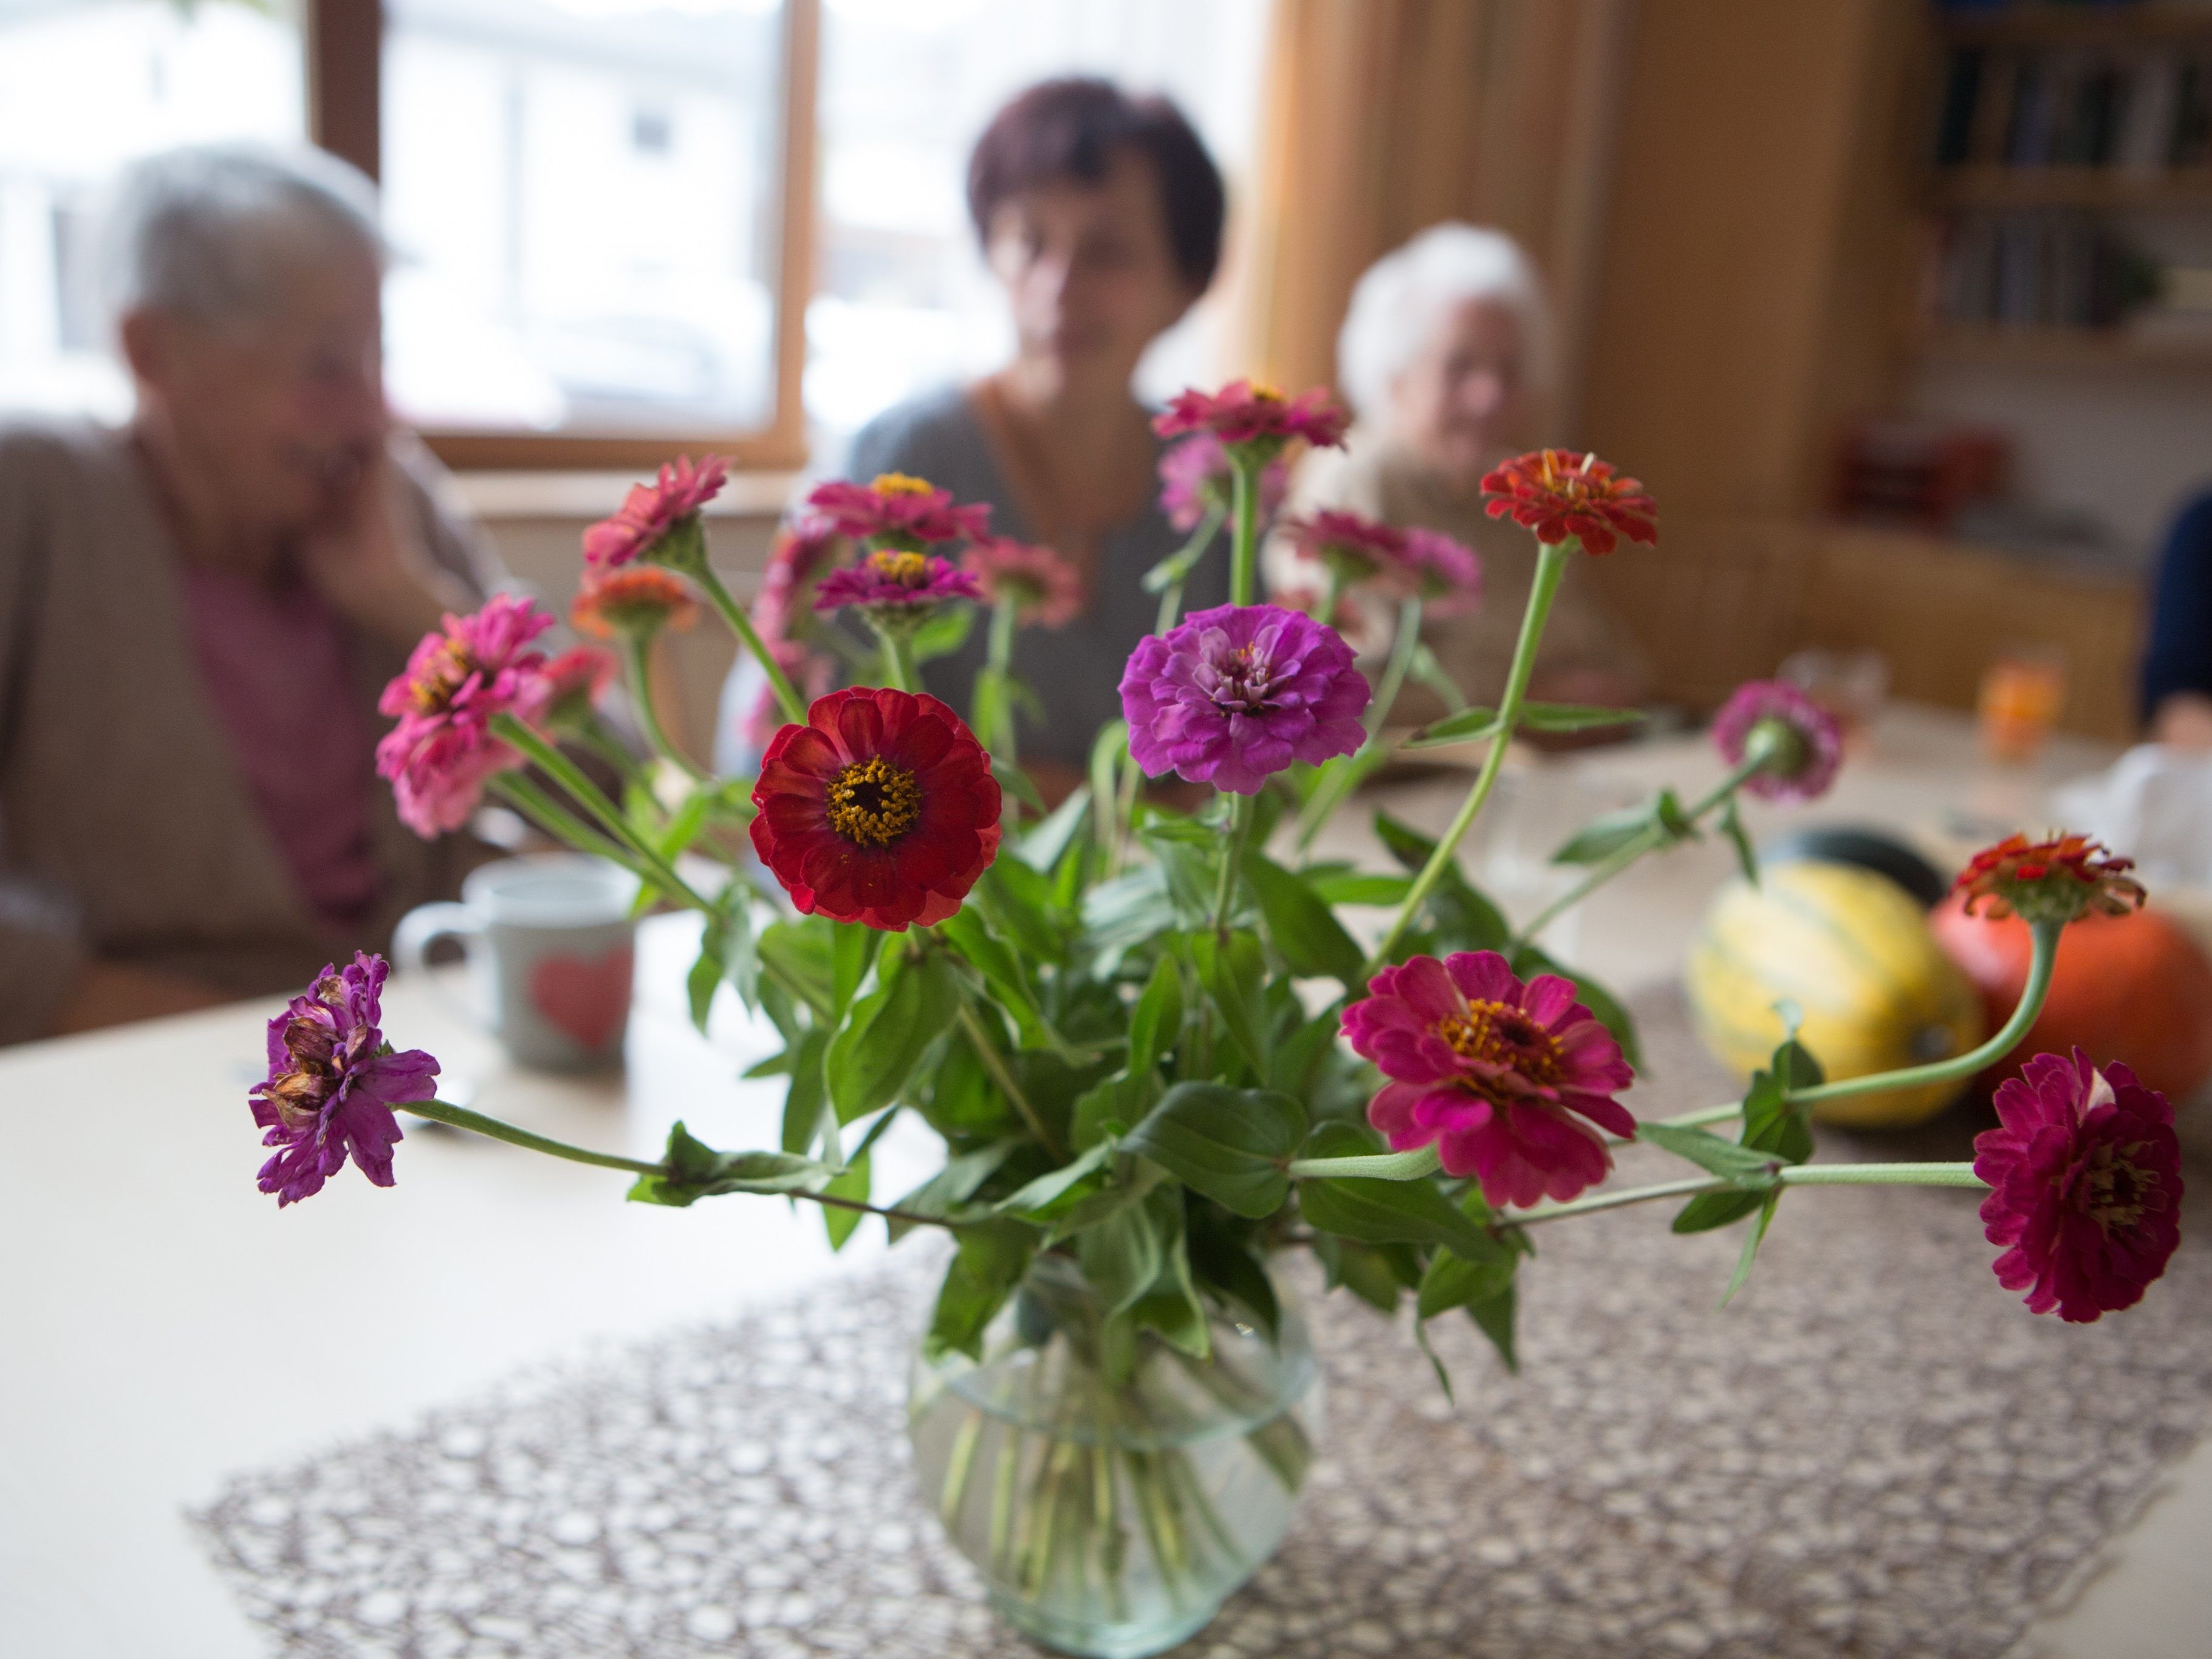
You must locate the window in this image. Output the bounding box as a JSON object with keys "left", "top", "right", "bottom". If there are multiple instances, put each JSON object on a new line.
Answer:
{"left": 0, "top": 0, "right": 306, "bottom": 419}
{"left": 809, "top": 0, "right": 1270, "bottom": 453}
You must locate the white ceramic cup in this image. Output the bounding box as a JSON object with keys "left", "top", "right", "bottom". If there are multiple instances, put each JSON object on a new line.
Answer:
{"left": 392, "top": 854, "right": 639, "bottom": 1072}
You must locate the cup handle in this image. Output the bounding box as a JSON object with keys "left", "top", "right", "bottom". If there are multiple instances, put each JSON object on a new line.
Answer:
{"left": 391, "top": 902, "right": 484, "bottom": 976}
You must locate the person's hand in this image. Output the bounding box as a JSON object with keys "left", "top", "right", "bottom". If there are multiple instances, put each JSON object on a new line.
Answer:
{"left": 301, "top": 445, "right": 471, "bottom": 652}
{"left": 2152, "top": 692, "right": 2212, "bottom": 750}
{"left": 49, "top": 960, "right": 230, "bottom": 1037}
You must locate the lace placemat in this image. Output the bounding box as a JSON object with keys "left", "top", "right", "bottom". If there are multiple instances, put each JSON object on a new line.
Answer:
{"left": 193, "top": 991, "right": 2212, "bottom": 1658}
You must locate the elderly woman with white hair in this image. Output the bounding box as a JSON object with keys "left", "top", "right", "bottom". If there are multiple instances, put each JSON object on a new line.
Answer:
{"left": 1272, "top": 222, "right": 1646, "bottom": 714}
{"left": 0, "top": 143, "right": 503, "bottom": 1042}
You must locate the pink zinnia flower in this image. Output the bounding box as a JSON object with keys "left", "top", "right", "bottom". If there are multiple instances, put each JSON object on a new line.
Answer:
{"left": 1152, "top": 380, "right": 1350, "bottom": 457}
{"left": 375, "top": 593, "right": 555, "bottom": 838}
{"left": 583, "top": 455, "right": 730, "bottom": 568}
{"left": 753, "top": 516, "right": 842, "bottom": 642}
{"left": 1481, "top": 448, "right": 1657, "bottom": 555}
{"left": 1973, "top": 1048, "right": 2180, "bottom": 1323}
{"left": 1342, "top": 949, "right": 1637, "bottom": 1209}
{"left": 542, "top": 645, "right": 616, "bottom": 727}
{"left": 813, "top": 548, "right": 983, "bottom": 614}
{"left": 1955, "top": 833, "right": 2146, "bottom": 925}
{"left": 1118, "top": 603, "right": 1370, "bottom": 795}
{"left": 806, "top": 473, "right": 991, "bottom": 548}
{"left": 1285, "top": 510, "right": 1484, "bottom": 616}
{"left": 250, "top": 953, "right": 438, "bottom": 1206}
{"left": 962, "top": 538, "right": 1084, "bottom": 628}
{"left": 1157, "top": 432, "right": 1289, "bottom": 532}
{"left": 1711, "top": 679, "right": 1843, "bottom": 804}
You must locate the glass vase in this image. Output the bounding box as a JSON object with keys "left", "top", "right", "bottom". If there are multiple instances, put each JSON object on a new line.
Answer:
{"left": 906, "top": 1253, "right": 1321, "bottom": 1658}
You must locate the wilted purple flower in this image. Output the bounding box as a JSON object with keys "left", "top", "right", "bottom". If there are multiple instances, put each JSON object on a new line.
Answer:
{"left": 1711, "top": 679, "right": 1843, "bottom": 804}
{"left": 1118, "top": 603, "right": 1371, "bottom": 795}
{"left": 1157, "top": 433, "right": 1288, "bottom": 533}
{"left": 250, "top": 953, "right": 437, "bottom": 1206}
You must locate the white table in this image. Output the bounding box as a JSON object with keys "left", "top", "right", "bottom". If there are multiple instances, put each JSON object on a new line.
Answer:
{"left": 4, "top": 703, "right": 2204, "bottom": 1657}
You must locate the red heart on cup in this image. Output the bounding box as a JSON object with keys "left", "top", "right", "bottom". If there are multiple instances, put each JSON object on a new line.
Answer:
{"left": 529, "top": 946, "right": 634, "bottom": 1052}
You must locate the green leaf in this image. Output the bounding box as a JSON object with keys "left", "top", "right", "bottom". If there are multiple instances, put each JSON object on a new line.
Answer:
{"left": 936, "top": 907, "right": 1056, "bottom": 1052}
{"left": 1670, "top": 1189, "right": 1767, "bottom": 1234}
{"left": 826, "top": 950, "right": 960, "bottom": 1124}
{"left": 1374, "top": 812, "right": 1512, "bottom": 954}
{"left": 1019, "top": 784, "right": 1092, "bottom": 873}
{"left": 756, "top": 918, "right": 837, "bottom": 1021}
{"left": 1406, "top": 640, "right": 1468, "bottom": 713}
{"left": 821, "top": 1153, "right": 870, "bottom": 1251}
{"left": 1309, "top": 1233, "right": 1418, "bottom": 1313}
{"left": 778, "top": 1028, "right": 831, "bottom": 1155}
{"left": 1637, "top": 1121, "right": 1782, "bottom": 1185}
{"left": 1307, "top": 870, "right": 1414, "bottom": 906}
{"left": 1077, "top": 1200, "right": 1162, "bottom": 1315}
{"left": 1186, "top": 1222, "right": 1280, "bottom": 1341}
{"left": 1265, "top": 1010, "right": 1341, "bottom": 1099}
{"left": 1123, "top": 1082, "right": 1306, "bottom": 1219}
{"left": 1070, "top": 1069, "right": 1155, "bottom": 1153}
{"left": 830, "top": 923, "right": 880, "bottom": 1018}
{"left": 1403, "top": 705, "right": 1502, "bottom": 748}
{"left": 1719, "top": 796, "right": 1759, "bottom": 886}
{"left": 1296, "top": 1124, "right": 1504, "bottom": 1260}
{"left": 978, "top": 859, "right": 1065, "bottom": 963}
{"left": 1131, "top": 1187, "right": 1210, "bottom": 1358}
{"left": 1718, "top": 1189, "right": 1781, "bottom": 1309}
{"left": 687, "top": 911, "right": 730, "bottom": 1033}
{"left": 1128, "top": 954, "right": 1185, "bottom": 1077}
{"left": 886, "top": 1142, "right": 1018, "bottom": 1243}
{"left": 1516, "top": 700, "right": 1645, "bottom": 733}
{"left": 1417, "top": 1189, "right": 1520, "bottom": 1319}
{"left": 992, "top": 1139, "right": 1117, "bottom": 1220}
{"left": 925, "top": 1220, "right": 1035, "bottom": 1363}
{"left": 1046, "top": 1158, "right": 1165, "bottom": 1245}
{"left": 1549, "top": 799, "right": 1661, "bottom": 866}
{"left": 907, "top": 601, "right": 976, "bottom": 665}
{"left": 993, "top": 757, "right": 1044, "bottom": 817}
{"left": 1089, "top": 720, "right": 1128, "bottom": 848}
{"left": 1243, "top": 850, "right": 1366, "bottom": 987}
{"left": 1467, "top": 1281, "right": 1519, "bottom": 1372}
{"left": 1188, "top": 929, "right": 1269, "bottom": 1072}
{"left": 626, "top": 1123, "right": 833, "bottom": 1207}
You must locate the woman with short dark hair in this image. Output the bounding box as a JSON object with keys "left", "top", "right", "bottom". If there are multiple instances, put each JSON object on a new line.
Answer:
{"left": 730, "top": 77, "right": 1230, "bottom": 784}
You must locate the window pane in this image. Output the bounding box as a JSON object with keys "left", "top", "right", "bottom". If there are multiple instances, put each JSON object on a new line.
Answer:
{"left": 382, "top": 0, "right": 788, "bottom": 437}
{"left": 809, "top": 0, "right": 1270, "bottom": 446}
{"left": 0, "top": 0, "right": 305, "bottom": 419}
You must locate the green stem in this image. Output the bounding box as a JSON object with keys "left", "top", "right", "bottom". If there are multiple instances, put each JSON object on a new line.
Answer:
{"left": 620, "top": 634, "right": 706, "bottom": 782}
{"left": 957, "top": 999, "right": 1064, "bottom": 1160}
{"left": 1366, "top": 539, "right": 1572, "bottom": 972}
{"left": 1213, "top": 793, "right": 1253, "bottom": 935}
{"left": 1292, "top": 595, "right": 1424, "bottom": 850}
{"left": 400, "top": 1099, "right": 663, "bottom": 1174}
{"left": 488, "top": 773, "right": 663, "bottom": 891}
{"left": 986, "top": 599, "right": 1019, "bottom": 765}
{"left": 1511, "top": 748, "right": 1769, "bottom": 948}
{"left": 1229, "top": 455, "right": 1261, "bottom": 606}
{"left": 691, "top": 560, "right": 806, "bottom": 724}
{"left": 570, "top": 717, "right": 651, "bottom": 798}
{"left": 877, "top": 622, "right": 919, "bottom": 694}
{"left": 1284, "top": 1144, "right": 1440, "bottom": 1180}
{"left": 1147, "top": 505, "right": 1225, "bottom": 635}
{"left": 493, "top": 715, "right": 711, "bottom": 909}
{"left": 1501, "top": 1160, "right": 1987, "bottom": 1233}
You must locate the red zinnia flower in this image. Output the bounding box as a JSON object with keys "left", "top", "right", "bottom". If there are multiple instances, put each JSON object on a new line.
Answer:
{"left": 1954, "top": 832, "right": 2146, "bottom": 925}
{"left": 375, "top": 593, "right": 555, "bottom": 837}
{"left": 1481, "top": 448, "right": 1657, "bottom": 555}
{"left": 1973, "top": 1048, "right": 2180, "bottom": 1322}
{"left": 1152, "top": 380, "right": 1349, "bottom": 458}
{"left": 748, "top": 687, "right": 1002, "bottom": 931}
{"left": 806, "top": 473, "right": 991, "bottom": 548}
{"left": 962, "top": 538, "right": 1084, "bottom": 628}
{"left": 572, "top": 566, "right": 700, "bottom": 640}
{"left": 583, "top": 454, "right": 730, "bottom": 567}
{"left": 1341, "top": 949, "right": 1637, "bottom": 1209}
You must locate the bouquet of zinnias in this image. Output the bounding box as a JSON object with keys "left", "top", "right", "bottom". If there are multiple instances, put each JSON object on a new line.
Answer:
{"left": 248, "top": 384, "right": 2180, "bottom": 1658}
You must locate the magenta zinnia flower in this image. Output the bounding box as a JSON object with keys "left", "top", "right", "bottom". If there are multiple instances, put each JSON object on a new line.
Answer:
{"left": 806, "top": 473, "right": 991, "bottom": 548}
{"left": 1118, "top": 603, "right": 1370, "bottom": 795}
{"left": 813, "top": 548, "right": 983, "bottom": 615}
{"left": 1974, "top": 1048, "right": 2180, "bottom": 1323}
{"left": 375, "top": 594, "right": 555, "bottom": 837}
{"left": 962, "top": 538, "right": 1084, "bottom": 628}
{"left": 752, "top": 517, "right": 841, "bottom": 643}
{"left": 1711, "top": 679, "right": 1843, "bottom": 804}
{"left": 583, "top": 455, "right": 730, "bottom": 568}
{"left": 1152, "top": 380, "right": 1350, "bottom": 459}
{"left": 250, "top": 953, "right": 438, "bottom": 1206}
{"left": 1157, "top": 432, "right": 1289, "bottom": 532}
{"left": 1286, "top": 510, "right": 1483, "bottom": 616}
{"left": 1342, "top": 950, "right": 1637, "bottom": 1209}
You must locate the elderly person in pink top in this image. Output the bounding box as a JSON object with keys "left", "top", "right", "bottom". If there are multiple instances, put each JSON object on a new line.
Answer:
{"left": 0, "top": 144, "right": 502, "bottom": 1042}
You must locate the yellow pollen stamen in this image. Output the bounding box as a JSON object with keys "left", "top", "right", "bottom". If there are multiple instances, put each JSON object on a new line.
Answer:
{"left": 868, "top": 549, "right": 930, "bottom": 586}
{"left": 2082, "top": 1141, "right": 2155, "bottom": 1234}
{"left": 826, "top": 755, "right": 920, "bottom": 847}
{"left": 1250, "top": 381, "right": 1285, "bottom": 402}
{"left": 1435, "top": 997, "right": 1563, "bottom": 1083}
{"left": 872, "top": 472, "right": 936, "bottom": 497}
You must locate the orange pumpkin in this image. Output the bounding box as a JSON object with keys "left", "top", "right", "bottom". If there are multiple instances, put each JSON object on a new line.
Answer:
{"left": 1928, "top": 895, "right": 2212, "bottom": 1099}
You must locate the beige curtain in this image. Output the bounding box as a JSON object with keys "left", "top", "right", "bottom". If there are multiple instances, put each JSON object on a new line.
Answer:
{"left": 1241, "top": 0, "right": 1634, "bottom": 429}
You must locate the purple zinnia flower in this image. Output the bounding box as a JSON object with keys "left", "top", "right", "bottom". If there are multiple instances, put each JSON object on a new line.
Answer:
{"left": 813, "top": 548, "right": 983, "bottom": 615}
{"left": 250, "top": 953, "right": 438, "bottom": 1206}
{"left": 1118, "top": 603, "right": 1371, "bottom": 795}
{"left": 1711, "top": 679, "right": 1843, "bottom": 804}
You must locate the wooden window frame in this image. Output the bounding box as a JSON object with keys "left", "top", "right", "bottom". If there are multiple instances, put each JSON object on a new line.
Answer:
{"left": 306, "top": 0, "right": 817, "bottom": 471}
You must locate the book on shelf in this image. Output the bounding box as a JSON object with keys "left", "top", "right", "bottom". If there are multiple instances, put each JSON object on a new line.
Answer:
{"left": 1934, "top": 39, "right": 2212, "bottom": 173}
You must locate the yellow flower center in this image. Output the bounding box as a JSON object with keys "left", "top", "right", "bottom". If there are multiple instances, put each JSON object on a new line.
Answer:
{"left": 1249, "top": 381, "right": 1286, "bottom": 403}
{"left": 2081, "top": 1140, "right": 2156, "bottom": 1235}
{"left": 827, "top": 755, "right": 920, "bottom": 847}
{"left": 872, "top": 472, "right": 937, "bottom": 497}
{"left": 1435, "top": 998, "right": 1563, "bottom": 1084}
{"left": 408, "top": 638, "right": 475, "bottom": 713}
{"left": 868, "top": 549, "right": 930, "bottom": 587}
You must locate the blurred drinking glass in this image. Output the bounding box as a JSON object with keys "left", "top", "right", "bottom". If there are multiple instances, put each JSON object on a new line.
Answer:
{"left": 1780, "top": 648, "right": 1889, "bottom": 751}
{"left": 1977, "top": 646, "right": 2067, "bottom": 764}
